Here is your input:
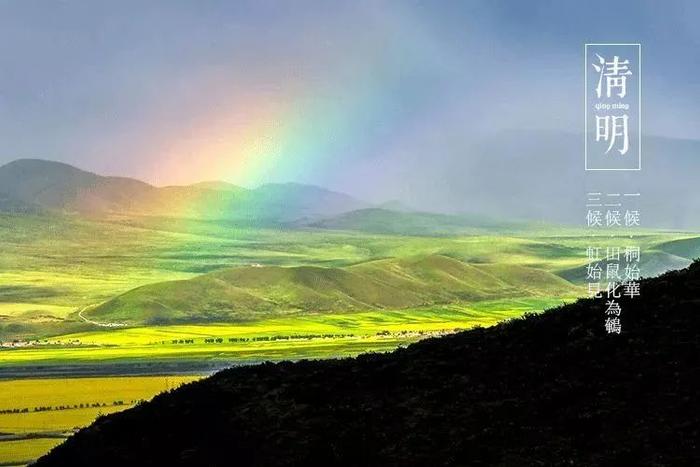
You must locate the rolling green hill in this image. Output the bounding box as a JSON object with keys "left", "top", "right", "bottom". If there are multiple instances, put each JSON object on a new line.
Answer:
{"left": 85, "top": 255, "right": 580, "bottom": 325}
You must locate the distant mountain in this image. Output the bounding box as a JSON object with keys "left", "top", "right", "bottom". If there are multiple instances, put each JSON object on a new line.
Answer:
{"left": 36, "top": 262, "right": 700, "bottom": 467}
{"left": 0, "top": 159, "right": 154, "bottom": 214}
{"left": 187, "top": 181, "right": 245, "bottom": 192}
{"left": 0, "top": 159, "right": 367, "bottom": 223}
{"left": 304, "top": 208, "right": 523, "bottom": 235}
{"left": 376, "top": 199, "right": 415, "bottom": 212}
{"left": 241, "top": 183, "right": 370, "bottom": 222}
{"left": 84, "top": 254, "right": 579, "bottom": 325}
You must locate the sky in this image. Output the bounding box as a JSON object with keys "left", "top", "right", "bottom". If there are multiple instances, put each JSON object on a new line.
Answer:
{"left": 0, "top": 0, "right": 698, "bottom": 215}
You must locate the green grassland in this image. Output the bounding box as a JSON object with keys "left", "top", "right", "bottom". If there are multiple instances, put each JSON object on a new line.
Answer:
{"left": 1, "top": 214, "right": 689, "bottom": 304}
{"left": 1, "top": 212, "right": 697, "bottom": 364}
{"left": 0, "top": 215, "right": 700, "bottom": 339}
{"left": 1, "top": 212, "right": 698, "bottom": 465}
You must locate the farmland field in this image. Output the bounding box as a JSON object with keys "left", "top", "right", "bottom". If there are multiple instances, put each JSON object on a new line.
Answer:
{"left": 0, "top": 299, "right": 571, "bottom": 369}
{"left": 0, "top": 376, "right": 198, "bottom": 466}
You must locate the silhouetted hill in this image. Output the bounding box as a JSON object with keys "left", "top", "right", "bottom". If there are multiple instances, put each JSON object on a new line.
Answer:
{"left": 36, "top": 262, "right": 700, "bottom": 466}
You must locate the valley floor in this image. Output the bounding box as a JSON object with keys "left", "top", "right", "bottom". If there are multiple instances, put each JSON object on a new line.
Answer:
{"left": 2, "top": 214, "right": 700, "bottom": 464}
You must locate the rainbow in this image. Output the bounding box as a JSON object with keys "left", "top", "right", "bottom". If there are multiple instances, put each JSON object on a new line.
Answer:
{"left": 128, "top": 14, "right": 451, "bottom": 197}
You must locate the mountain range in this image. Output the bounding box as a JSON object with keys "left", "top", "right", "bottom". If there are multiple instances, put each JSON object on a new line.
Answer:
{"left": 3, "top": 131, "right": 700, "bottom": 229}
{"left": 0, "top": 159, "right": 367, "bottom": 223}
{"left": 0, "top": 158, "right": 515, "bottom": 234}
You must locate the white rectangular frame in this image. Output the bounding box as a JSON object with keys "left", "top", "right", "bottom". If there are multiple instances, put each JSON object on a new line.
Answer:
{"left": 584, "top": 43, "right": 641, "bottom": 171}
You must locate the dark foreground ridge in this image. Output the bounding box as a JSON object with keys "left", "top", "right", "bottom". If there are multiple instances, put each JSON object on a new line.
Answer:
{"left": 36, "top": 263, "right": 700, "bottom": 466}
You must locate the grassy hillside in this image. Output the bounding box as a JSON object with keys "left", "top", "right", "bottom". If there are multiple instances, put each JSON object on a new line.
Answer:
{"left": 1, "top": 211, "right": 694, "bottom": 339}
{"left": 35, "top": 262, "right": 700, "bottom": 467}
{"left": 85, "top": 255, "right": 580, "bottom": 325}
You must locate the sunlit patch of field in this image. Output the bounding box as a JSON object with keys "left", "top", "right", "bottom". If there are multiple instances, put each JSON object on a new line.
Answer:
{"left": 68, "top": 297, "right": 568, "bottom": 345}
{"left": 0, "top": 303, "right": 74, "bottom": 319}
{"left": 0, "top": 298, "right": 573, "bottom": 367}
{"left": 0, "top": 376, "right": 198, "bottom": 465}
{"left": 0, "top": 438, "right": 61, "bottom": 466}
